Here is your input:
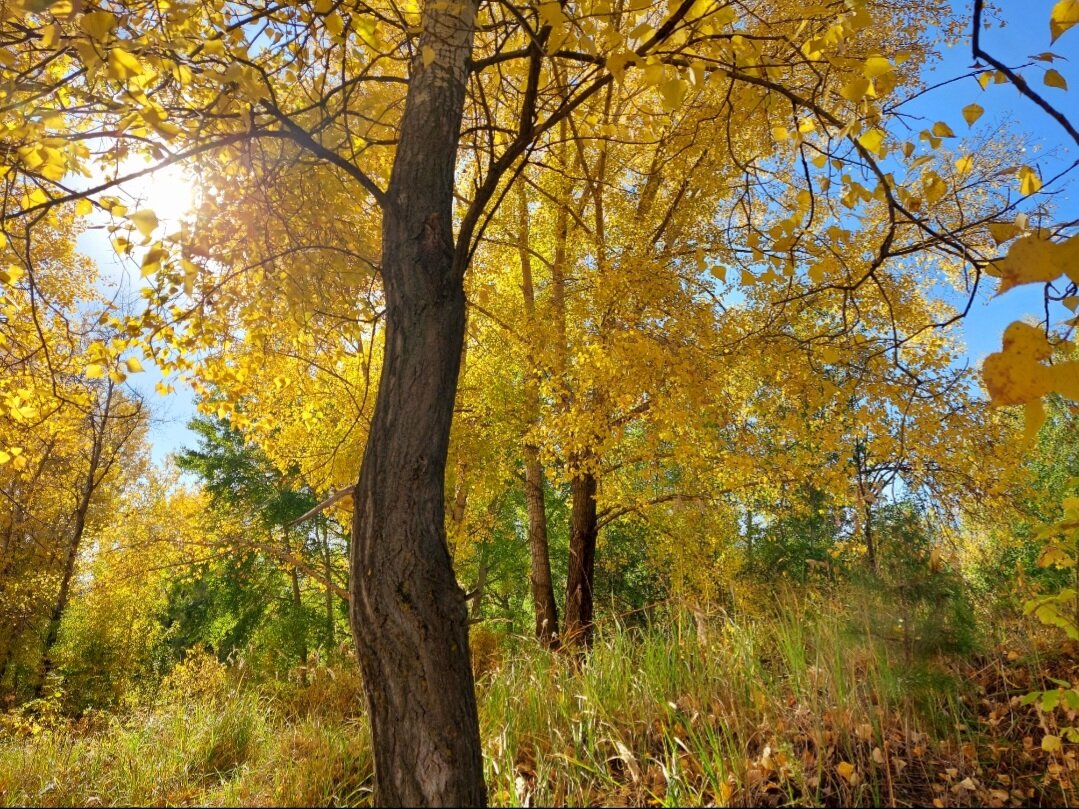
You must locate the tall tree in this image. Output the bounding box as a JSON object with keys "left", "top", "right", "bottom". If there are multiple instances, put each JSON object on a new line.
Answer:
{"left": 0, "top": 0, "right": 1059, "bottom": 802}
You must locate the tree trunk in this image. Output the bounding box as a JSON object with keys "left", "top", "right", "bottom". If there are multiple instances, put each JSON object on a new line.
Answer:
{"left": 34, "top": 540, "right": 79, "bottom": 697}
{"left": 864, "top": 502, "right": 877, "bottom": 573}
{"left": 469, "top": 556, "right": 488, "bottom": 622}
{"left": 321, "top": 522, "right": 335, "bottom": 648}
{"left": 283, "top": 527, "right": 308, "bottom": 685}
{"left": 563, "top": 472, "right": 598, "bottom": 648}
{"left": 516, "top": 185, "right": 559, "bottom": 648}
{"left": 35, "top": 384, "right": 115, "bottom": 698}
{"left": 524, "top": 448, "right": 559, "bottom": 646}
{"left": 348, "top": 1, "right": 485, "bottom": 804}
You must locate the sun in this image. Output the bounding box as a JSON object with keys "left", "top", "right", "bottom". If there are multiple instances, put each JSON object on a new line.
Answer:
{"left": 117, "top": 159, "right": 198, "bottom": 228}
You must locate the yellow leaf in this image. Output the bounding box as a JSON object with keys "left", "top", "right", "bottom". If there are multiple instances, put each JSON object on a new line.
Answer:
{"left": 798, "top": 118, "right": 815, "bottom": 134}
{"left": 1045, "top": 68, "right": 1068, "bottom": 90}
{"left": 962, "top": 103, "right": 984, "bottom": 126}
{"left": 199, "top": 38, "right": 226, "bottom": 58}
{"left": 182, "top": 258, "right": 199, "bottom": 295}
{"left": 740, "top": 269, "right": 757, "bottom": 285}
{"left": 931, "top": 121, "right": 955, "bottom": 138}
{"left": 141, "top": 246, "right": 169, "bottom": 277}
{"left": 1051, "top": 0, "right": 1079, "bottom": 43}
{"left": 422, "top": 46, "right": 436, "bottom": 67}
{"left": 1018, "top": 165, "right": 1042, "bottom": 196}
{"left": 75, "top": 198, "right": 93, "bottom": 216}
{"left": 85, "top": 364, "right": 106, "bottom": 379}
{"left": 986, "top": 221, "right": 1019, "bottom": 245}
{"left": 1, "top": 264, "right": 25, "bottom": 285}
{"left": 107, "top": 47, "right": 143, "bottom": 81}
{"left": 128, "top": 209, "right": 158, "bottom": 239}
{"left": 40, "top": 23, "right": 59, "bottom": 49}
{"left": 982, "top": 322, "right": 1055, "bottom": 406}
{"left": 923, "top": 174, "right": 948, "bottom": 206}
{"left": 990, "top": 233, "right": 1079, "bottom": 292}
{"left": 837, "top": 761, "right": 856, "bottom": 782}
{"left": 955, "top": 155, "right": 974, "bottom": 175}
{"left": 1043, "top": 734, "right": 1063, "bottom": 752}
{"left": 863, "top": 55, "right": 892, "bottom": 79}
{"left": 840, "top": 77, "right": 872, "bottom": 102}
{"left": 1004, "top": 320, "right": 1052, "bottom": 361}
{"left": 125, "top": 356, "right": 144, "bottom": 373}
{"left": 771, "top": 126, "right": 789, "bottom": 141}
{"left": 606, "top": 51, "right": 635, "bottom": 83}
{"left": 857, "top": 128, "right": 885, "bottom": 153}
{"left": 659, "top": 78, "right": 688, "bottom": 111}
{"left": 982, "top": 351, "right": 1044, "bottom": 405}
{"left": 1051, "top": 361, "right": 1079, "bottom": 400}
{"left": 79, "top": 10, "right": 116, "bottom": 41}
{"left": 313, "top": 0, "right": 333, "bottom": 12}
{"left": 325, "top": 12, "right": 344, "bottom": 37}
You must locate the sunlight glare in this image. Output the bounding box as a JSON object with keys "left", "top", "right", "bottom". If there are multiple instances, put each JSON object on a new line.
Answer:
{"left": 118, "top": 159, "right": 198, "bottom": 228}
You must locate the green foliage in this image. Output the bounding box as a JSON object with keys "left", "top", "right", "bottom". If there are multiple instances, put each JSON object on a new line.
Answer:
{"left": 856, "top": 501, "right": 979, "bottom": 662}
{"left": 743, "top": 487, "right": 845, "bottom": 583}
{"left": 177, "top": 416, "right": 317, "bottom": 530}
{"left": 595, "top": 518, "right": 668, "bottom": 622}
{"left": 169, "top": 417, "right": 347, "bottom": 674}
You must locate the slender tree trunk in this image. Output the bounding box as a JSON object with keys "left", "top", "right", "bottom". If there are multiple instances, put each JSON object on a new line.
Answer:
{"left": 348, "top": 1, "right": 485, "bottom": 804}
{"left": 35, "top": 386, "right": 115, "bottom": 698}
{"left": 560, "top": 104, "right": 609, "bottom": 652}
{"left": 321, "top": 523, "right": 335, "bottom": 647}
{"left": 745, "top": 508, "right": 754, "bottom": 563}
{"left": 469, "top": 556, "right": 488, "bottom": 622}
{"left": 516, "top": 185, "right": 559, "bottom": 648}
{"left": 864, "top": 502, "right": 877, "bottom": 573}
{"left": 523, "top": 449, "right": 559, "bottom": 646}
{"left": 283, "top": 527, "right": 308, "bottom": 684}
{"left": 35, "top": 539, "right": 80, "bottom": 697}
{"left": 563, "top": 472, "right": 598, "bottom": 648}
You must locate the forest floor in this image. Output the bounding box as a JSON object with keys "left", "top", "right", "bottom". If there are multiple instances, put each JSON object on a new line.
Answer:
{"left": 1, "top": 593, "right": 1077, "bottom": 807}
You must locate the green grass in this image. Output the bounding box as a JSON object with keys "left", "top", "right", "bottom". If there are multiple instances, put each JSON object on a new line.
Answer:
{"left": 0, "top": 595, "right": 1049, "bottom": 807}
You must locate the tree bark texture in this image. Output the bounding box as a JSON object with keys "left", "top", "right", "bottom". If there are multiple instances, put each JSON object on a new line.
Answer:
{"left": 523, "top": 447, "right": 559, "bottom": 647}
{"left": 348, "top": 2, "right": 486, "bottom": 805}
{"left": 563, "top": 472, "right": 598, "bottom": 648}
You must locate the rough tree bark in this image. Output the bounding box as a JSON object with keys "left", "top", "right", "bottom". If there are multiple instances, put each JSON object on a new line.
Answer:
{"left": 563, "top": 472, "right": 598, "bottom": 648}
{"left": 347, "top": 1, "right": 486, "bottom": 804}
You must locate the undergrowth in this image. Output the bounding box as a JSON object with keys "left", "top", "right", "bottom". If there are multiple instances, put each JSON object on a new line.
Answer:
{"left": 0, "top": 592, "right": 1074, "bottom": 807}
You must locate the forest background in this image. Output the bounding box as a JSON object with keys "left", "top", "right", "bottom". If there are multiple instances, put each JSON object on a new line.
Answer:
{"left": 1, "top": 0, "right": 1079, "bottom": 805}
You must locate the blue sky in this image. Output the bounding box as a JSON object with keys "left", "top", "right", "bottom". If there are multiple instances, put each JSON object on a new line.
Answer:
{"left": 80, "top": 2, "right": 1078, "bottom": 465}
{"left": 922, "top": 3, "right": 1078, "bottom": 361}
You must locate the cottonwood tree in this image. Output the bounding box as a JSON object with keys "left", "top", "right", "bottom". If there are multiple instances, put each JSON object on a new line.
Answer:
{"left": 0, "top": 0, "right": 1062, "bottom": 802}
